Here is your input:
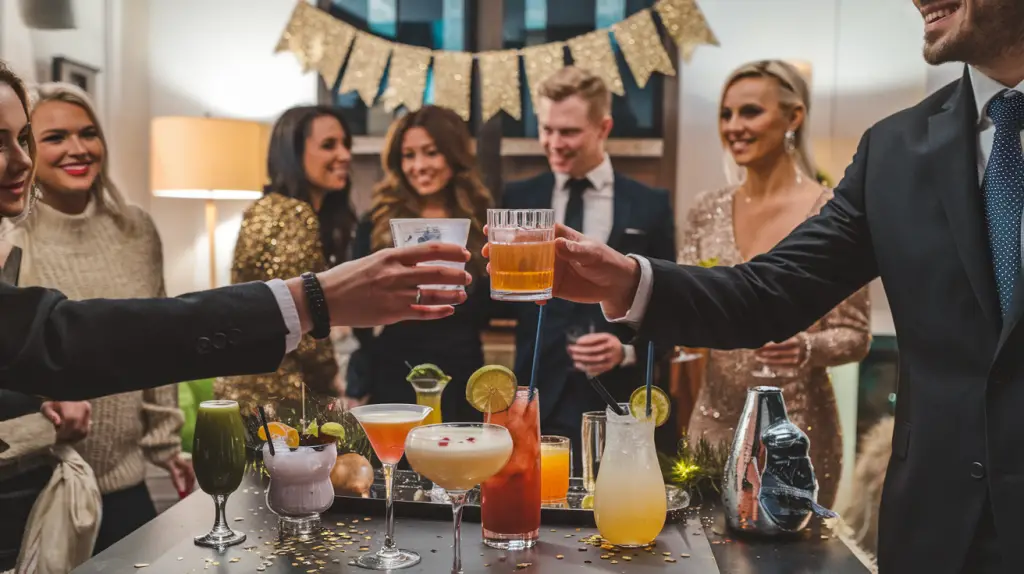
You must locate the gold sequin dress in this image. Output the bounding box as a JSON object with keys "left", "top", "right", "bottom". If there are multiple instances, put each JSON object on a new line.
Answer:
{"left": 681, "top": 186, "right": 871, "bottom": 508}
{"left": 214, "top": 193, "right": 339, "bottom": 417}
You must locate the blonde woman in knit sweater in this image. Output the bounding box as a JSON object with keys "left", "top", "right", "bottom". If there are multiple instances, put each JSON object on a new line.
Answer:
{"left": 2, "top": 82, "right": 193, "bottom": 553}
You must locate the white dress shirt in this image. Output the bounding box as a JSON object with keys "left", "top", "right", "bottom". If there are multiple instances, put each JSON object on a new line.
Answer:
{"left": 267, "top": 278, "right": 302, "bottom": 353}
{"left": 554, "top": 154, "right": 636, "bottom": 366}
{"left": 609, "top": 67, "right": 1024, "bottom": 329}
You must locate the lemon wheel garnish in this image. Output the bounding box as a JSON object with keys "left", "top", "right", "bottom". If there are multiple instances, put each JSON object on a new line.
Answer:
{"left": 629, "top": 386, "right": 670, "bottom": 427}
{"left": 466, "top": 365, "right": 518, "bottom": 414}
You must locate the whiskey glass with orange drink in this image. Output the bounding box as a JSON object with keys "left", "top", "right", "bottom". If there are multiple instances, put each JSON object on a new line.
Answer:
{"left": 348, "top": 404, "right": 432, "bottom": 570}
{"left": 487, "top": 209, "right": 555, "bottom": 301}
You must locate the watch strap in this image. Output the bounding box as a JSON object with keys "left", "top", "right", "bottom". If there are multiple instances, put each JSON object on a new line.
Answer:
{"left": 301, "top": 272, "right": 331, "bottom": 340}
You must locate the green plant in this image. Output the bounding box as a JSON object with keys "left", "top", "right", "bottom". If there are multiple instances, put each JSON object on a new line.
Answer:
{"left": 660, "top": 434, "right": 730, "bottom": 498}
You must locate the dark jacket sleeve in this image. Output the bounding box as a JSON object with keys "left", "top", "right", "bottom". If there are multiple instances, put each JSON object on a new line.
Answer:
{"left": 638, "top": 131, "right": 879, "bottom": 348}
{"left": 346, "top": 218, "right": 374, "bottom": 399}
{"left": 0, "top": 282, "right": 288, "bottom": 400}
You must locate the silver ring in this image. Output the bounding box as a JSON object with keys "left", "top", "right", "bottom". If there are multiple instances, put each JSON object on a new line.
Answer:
{"left": 415, "top": 289, "right": 422, "bottom": 305}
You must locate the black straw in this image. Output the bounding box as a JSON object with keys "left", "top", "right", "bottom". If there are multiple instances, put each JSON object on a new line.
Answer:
{"left": 588, "top": 376, "right": 627, "bottom": 416}
{"left": 257, "top": 405, "right": 275, "bottom": 457}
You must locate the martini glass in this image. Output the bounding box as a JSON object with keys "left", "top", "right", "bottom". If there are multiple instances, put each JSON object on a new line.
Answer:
{"left": 405, "top": 423, "right": 513, "bottom": 574}
{"left": 348, "top": 404, "right": 433, "bottom": 570}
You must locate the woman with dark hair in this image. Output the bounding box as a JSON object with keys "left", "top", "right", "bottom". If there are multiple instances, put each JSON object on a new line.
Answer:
{"left": 215, "top": 105, "right": 358, "bottom": 420}
{"left": 346, "top": 105, "right": 493, "bottom": 423}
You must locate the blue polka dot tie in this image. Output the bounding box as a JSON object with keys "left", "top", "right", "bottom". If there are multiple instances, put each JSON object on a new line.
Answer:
{"left": 983, "top": 90, "right": 1024, "bottom": 318}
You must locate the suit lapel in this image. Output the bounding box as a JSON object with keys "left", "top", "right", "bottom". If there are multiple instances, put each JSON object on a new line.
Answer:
{"left": 607, "top": 174, "right": 632, "bottom": 251}
{"left": 929, "top": 69, "right": 1001, "bottom": 330}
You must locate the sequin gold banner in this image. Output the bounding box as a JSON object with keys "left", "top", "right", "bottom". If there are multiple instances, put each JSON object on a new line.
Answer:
{"left": 612, "top": 9, "right": 675, "bottom": 89}
{"left": 567, "top": 31, "right": 625, "bottom": 96}
{"left": 654, "top": 0, "right": 719, "bottom": 62}
{"left": 478, "top": 50, "right": 522, "bottom": 122}
{"left": 432, "top": 51, "right": 473, "bottom": 121}
{"left": 521, "top": 42, "right": 565, "bottom": 111}
{"left": 338, "top": 31, "right": 393, "bottom": 106}
{"left": 381, "top": 44, "right": 432, "bottom": 112}
{"left": 275, "top": 2, "right": 355, "bottom": 87}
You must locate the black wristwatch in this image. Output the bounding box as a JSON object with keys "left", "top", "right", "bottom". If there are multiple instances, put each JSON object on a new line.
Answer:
{"left": 301, "top": 272, "right": 331, "bottom": 340}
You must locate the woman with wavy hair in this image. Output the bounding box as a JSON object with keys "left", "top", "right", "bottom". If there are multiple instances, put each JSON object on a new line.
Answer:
{"left": 678, "top": 60, "right": 871, "bottom": 508}
{"left": 346, "top": 105, "right": 492, "bottom": 423}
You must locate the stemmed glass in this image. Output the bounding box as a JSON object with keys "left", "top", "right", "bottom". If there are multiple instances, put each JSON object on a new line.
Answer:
{"left": 348, "top": 404, "right": 433, "bottom": 570}
{"left": 405, "top": 423, "right": 514, "bottom": 574}
{"left": 192, "top": 400, "right": 247, "bottom": 548}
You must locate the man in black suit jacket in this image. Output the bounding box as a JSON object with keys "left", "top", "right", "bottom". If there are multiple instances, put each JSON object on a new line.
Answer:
{"left": 0, "top": 243, "right": 472, "bottom": 403}
{"left": 500, "top": 67, "right": 676, "bottom": 464}
{"left": 525, "top": 2, "right": 1024, "bottom": 572}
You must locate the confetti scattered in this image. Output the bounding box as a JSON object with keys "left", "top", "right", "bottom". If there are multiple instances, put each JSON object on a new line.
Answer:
{"left": 680, "top": 553, "right": 691, "bottom": 558}
{"left": 229, "top": 558, "right": 240, "bottom": 563}
{"left": 133, "top": 565, "right": 148, "bottom": 569}
{"left": 515, "top": 563, "right": 532, "bottom": 569}
{"left": 665, "top": 557, "right": 677, "bottom": 563}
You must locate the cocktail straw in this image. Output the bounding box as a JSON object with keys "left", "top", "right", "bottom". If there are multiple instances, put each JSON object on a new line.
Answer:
{"left": 588, "top": 376, "right": 627, "bottom": 416}
{"left": 645, "top": 341, "right": 654, "bottom": 419}
{"left": 257, "top": 405, "right": 275, "bottom": 456}
{"left": 528, "top": 303, "right": 545, "bottom": 401}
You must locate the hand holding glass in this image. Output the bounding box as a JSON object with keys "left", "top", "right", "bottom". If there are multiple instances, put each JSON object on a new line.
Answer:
{"left": 487, "top": 209, "right": 555, "bottom": 301}
{"left": 390, "top": 218, "right": 471, "bottom": 293}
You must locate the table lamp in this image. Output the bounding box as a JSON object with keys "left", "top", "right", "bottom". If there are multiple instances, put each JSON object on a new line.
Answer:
{"left": 151, "top": 117, "right": 269, "bottom": 288}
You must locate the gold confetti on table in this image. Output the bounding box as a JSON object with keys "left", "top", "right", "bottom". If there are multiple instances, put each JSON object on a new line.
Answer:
{"left": 556, "top": 555, "right": 564, "bottom": 559}
{"left": 133, "top": 565, "right": 148, "bottom": 569}
{"left": 229, "top": 557, "right": 240, "bottom": 563}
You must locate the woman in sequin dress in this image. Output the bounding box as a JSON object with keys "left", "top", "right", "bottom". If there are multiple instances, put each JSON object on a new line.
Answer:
{"left": 215, "top": 106, "right": 358, "bottom": 419}
{"left": 345, "top": 106, "right": 492, "bottom": 423}
{"left": 681, "top": 61, "right": 871, "bottom": 508}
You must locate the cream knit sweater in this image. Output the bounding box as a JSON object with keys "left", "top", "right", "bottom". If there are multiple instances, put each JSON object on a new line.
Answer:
{"left": 4, "top": 195, "right": 183, "bottom": 494}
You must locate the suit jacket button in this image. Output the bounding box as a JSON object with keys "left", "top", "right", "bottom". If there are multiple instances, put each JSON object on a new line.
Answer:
{"left": 228, "top": 329, "right": 242, "bottom": 346}
{"left": 212, "top": 332, "right": 228, "bottom": 350}
{"left": 970, "top": 462, "right": 985, "bottom": 479}
{"left": 196, "top": 337, "right": 212, "bottom": 354}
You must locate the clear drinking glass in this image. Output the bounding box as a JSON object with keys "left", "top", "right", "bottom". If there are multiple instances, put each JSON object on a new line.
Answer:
{"left": 192, "top": 400, "right": 247, "bottom": 548}
{"left": 405, "top": 423, "right": 513, "bottom": 574}
{"left": 487, "top": 209, "right": 556, "bottom": 301}
{"left": 390, "top": 218, "right": 471, "bottom": 292}
{"left": 581, "top": 410, "right": 606, "bottom": 494}
{"left": 348, "top": 404, "right": 432, "bottom": 570}
{"left": 540, "top": 436, "right": 571, "bottom": 505}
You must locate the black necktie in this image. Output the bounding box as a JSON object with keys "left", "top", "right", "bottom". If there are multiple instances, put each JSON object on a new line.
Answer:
{"left": 564, "top": 177, "right": 590, "bottom": 233}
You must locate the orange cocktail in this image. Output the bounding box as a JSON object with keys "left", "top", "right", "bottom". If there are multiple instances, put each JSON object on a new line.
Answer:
{"left": 487, "top": 209, "right": 555, "bottom": 302}
{"left": 348, "top": 404, "right": 432, "bottom": 570}
{"left": 540, "top": 435, "right": 571, "bottom": 504}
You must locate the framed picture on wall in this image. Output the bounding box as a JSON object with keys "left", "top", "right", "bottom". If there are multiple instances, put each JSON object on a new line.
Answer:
{"left": 51, "top": 56, "right": 99, "bottom": 96}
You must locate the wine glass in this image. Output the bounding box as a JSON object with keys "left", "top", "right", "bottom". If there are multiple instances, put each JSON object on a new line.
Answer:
{"left": 405, "top": 423, "right": 513, "bottom": 574}
{"left": 192, "top": 400, "right": 247, "bottom": 548}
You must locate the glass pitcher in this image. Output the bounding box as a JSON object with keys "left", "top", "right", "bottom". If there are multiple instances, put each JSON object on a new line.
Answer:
{"left": 593, "top": 407, "right": 666, "bottom": 547}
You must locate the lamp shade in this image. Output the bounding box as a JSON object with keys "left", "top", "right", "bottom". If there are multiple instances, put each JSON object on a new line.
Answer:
{"left": 151, "top": 117, "right": 268, "bottom": 200}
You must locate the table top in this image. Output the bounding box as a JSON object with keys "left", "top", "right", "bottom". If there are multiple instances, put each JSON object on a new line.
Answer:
{"left": 73, "top": 473, "right": 872, "bottom": 574}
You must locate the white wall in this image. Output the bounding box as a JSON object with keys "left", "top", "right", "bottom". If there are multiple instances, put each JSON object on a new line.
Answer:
{"left": 147, "top": 0, "right": 318, "bottom": 295}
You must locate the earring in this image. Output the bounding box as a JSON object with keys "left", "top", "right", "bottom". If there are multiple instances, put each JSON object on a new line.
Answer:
{"left": 785, "top": 130, "right": 804, "bottom": 185}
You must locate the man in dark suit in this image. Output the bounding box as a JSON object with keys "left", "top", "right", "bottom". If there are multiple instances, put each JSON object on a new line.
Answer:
{"left": 0, "top": 242, "right": 472, "bottom": 404}
{"left": 501, "top": 67, "right": 676, "bottom": 464}
{"left": 519, "top": 1, "right": 1024, "bottom": 572}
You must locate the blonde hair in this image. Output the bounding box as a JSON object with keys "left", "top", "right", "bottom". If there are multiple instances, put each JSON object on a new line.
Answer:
{"left": 26, "top": 81, "right": 133, "bottom": 228}
{"left": 720, "top": 60, "right": 817, "bottom": 182}
{"left": 537, "top": 66, "right": 611, "bottom": 123}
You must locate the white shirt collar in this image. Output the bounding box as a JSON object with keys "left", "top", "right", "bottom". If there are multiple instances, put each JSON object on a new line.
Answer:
{"left": 968, "top": 66, "right": 1024, "bottom": 125}
{"left": 553, "top": 154, "right": 614, "bottom": 197}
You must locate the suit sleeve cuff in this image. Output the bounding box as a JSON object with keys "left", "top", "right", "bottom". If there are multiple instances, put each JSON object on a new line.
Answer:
{"left": 266, "top": 279, "right": 302, "bottom": 354}
{"left": 601, "top": 255, "right": 653, "bottom": 329}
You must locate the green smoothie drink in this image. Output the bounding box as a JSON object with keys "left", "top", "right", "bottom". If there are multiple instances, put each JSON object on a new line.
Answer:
{"left": 192, "top": 400, "right": 247, "bottom": 548}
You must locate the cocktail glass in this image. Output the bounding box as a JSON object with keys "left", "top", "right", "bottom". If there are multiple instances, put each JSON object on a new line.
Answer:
{"left": 408, "top": 377, "right": 446, "bottom": 426}
{"left": 348, "top": 404, "right": 432, "bottom": 570}
{"left": 593, "top": 406, "right": 667, "bottom": 547}
{"left": 263, "top": 441, "right": 337, "bottom": 538}
{"left": 391, "top": 218, "right": 471, "bottom": 292}
{"left": 487, "top": 209, "right": 555, "bottom": 301}
{"left": 192, "top": 400, "right": 247, "bottom": 548}
{"left": 480, "top": 387, "right": 541, "bottom": 549}
{"left": 405, "top": 423, "right": 513, "bottom": 574}
{"left": 540, "top": 435, "right": 571, "bottom": 505}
